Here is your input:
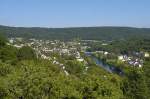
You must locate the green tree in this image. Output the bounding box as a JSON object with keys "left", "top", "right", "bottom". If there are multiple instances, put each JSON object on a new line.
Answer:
{"left": 65, "top": 60, "right": 84, "bottom": 74}
{"left": 122, "top": 68, "right": 149, "bottom": 99}
{"left": 0, "top": 45, "right": 17, "bottom": 63}
{"left": 17, "top": 46, "right": 36, "bottom": 60}
{"left": 0, "top": 33, "right": 7, "bottom": 47}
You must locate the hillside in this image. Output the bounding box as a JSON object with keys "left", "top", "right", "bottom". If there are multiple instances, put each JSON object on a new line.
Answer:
{"left": 0, "top": 29, "right": 150, "bottom": 98}
{"left": 0, "top": 25, "right": 150, "bottom": 40}
{"left": 0, "top": 33, "right": 124, "bottom": 99}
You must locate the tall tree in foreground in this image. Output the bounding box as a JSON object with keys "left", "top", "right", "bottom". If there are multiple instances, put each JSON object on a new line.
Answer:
{"left": 122, "top": 68, "right": 149, "bottom": 99}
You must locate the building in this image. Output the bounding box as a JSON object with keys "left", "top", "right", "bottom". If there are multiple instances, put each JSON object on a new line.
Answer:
{"left": 144, "top": 52, "right": 149, "bottom": 58}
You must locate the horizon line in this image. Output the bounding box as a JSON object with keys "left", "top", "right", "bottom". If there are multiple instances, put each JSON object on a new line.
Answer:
{"left": 0, "top": 24, "right": 150, "bottom": 29}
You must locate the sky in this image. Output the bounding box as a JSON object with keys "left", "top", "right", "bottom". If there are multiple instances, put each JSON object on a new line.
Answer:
{"left": 0, "top": 0, "right": 150, "bottom": 28}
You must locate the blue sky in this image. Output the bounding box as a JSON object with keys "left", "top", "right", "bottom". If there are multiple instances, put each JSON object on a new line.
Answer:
{"left": 0, "top": 0, "right": 150, "bottom": 27}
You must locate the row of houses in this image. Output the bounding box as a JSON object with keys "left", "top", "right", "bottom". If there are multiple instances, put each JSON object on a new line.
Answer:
{"left": 118, "top": 52, "right": 149, "bottom": 68}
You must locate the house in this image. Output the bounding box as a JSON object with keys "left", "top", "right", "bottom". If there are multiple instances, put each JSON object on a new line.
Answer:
{"left": 138, "top": 64, "right": 142, "bottom": 68}
{"left": 9, "top": 39, "right": 14, "bottom": 44}
{"left": 96, "top": 51, "right": 104, "bottom": 53}
{"left": 64, "top": 70, "right": 69, "bottom": 76}
{"left": 13, "top": 44, "right": 24, "bottom": 48}
{"left": 104, "top": 52, "right": 108, "bottom": 55}
{"left": 77, "top": 58, "right": 84, "bottom": 62}
{"left": 102, "top": 43, "right": 108, "bottom": 46}
{"left": 118, "top": 55, "right": 123, "bottom": 60}
{"left": 144, "top": 52, "right": 149, "bottom": 58}
{"left": 85, "top": 66, "right": 89, "bottom": 71}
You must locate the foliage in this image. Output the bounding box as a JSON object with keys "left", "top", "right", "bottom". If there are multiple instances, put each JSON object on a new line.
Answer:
{"left": 0, "top": 33, "right": 150, "bottom": 99}
{"left": 0, "top": 45, "right": 17, "bottom": 63}
{"left": 122, "top": 68, "right": 149, "bottom": 99}
{"left": 65, "top": 60, "right": 84, "bottom": 75}
{"left": 17, "top": 46, "right": 36, "bottom": 60}
{"left": 0, "top": 33, "right": 7, "bottom": 47}
{"left": 1, "top": 25, "right": 150, "bottom": 40}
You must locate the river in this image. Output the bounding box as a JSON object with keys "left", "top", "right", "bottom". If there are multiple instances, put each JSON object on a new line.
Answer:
{"left": 85, "top": 52, "right": 124, "bottom": 76}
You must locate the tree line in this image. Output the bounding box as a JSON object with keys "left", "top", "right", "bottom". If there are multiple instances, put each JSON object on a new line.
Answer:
{"left": 1, "top": 25, "right": 150, "bottom": 40}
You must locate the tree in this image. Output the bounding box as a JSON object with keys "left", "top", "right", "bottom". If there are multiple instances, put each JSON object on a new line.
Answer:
{"left": 122, "top": 68, "right": 149, "bottom": 99}
{"left": 0, "top": 45, "right": 17, "bottom": 62}
{"left": 0, "top": 33, "right": 7, "bottom": 47}
{"left": 65, "top": 60, "right": 84, "bottom": 74}
{"left": 17, "top": 46, "right": 36, "bottom": 60}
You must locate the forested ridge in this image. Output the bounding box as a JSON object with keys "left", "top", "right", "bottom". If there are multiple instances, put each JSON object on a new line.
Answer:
{"left": 1, "top": 25, "right": 150, "bottom": 40}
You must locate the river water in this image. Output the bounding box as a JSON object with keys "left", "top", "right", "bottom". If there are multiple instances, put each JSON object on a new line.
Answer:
{"left": 85, "top": 52, "right": 124, "bottom": 76}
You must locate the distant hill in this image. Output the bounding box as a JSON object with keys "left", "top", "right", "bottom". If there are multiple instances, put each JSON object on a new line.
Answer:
{"left": 0, "top": 25, "right": 150, "bottom": 40}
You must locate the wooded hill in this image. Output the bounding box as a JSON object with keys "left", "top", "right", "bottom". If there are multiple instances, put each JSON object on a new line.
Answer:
{"left": 0, "top": 25, "right": 150, "bottom": 40}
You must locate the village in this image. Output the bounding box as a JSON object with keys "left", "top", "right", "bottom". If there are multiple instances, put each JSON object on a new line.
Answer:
{"left": 8, "top": 37, "right": 150, "bottom": 71}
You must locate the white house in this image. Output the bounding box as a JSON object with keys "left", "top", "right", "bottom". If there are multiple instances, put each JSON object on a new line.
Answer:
{"left": 104, "top": 51, "right": 108, "bottom": 55}
{"left": 118, "top": 55, "right": 123, "bottom": 60}
{"left": 144, "top": 52, "right": 149, "bottom": 58}
{"left": 9, "top": 39, "right": 14, "bottom": 44}
{"left": 64, "top": 70, "right": 69, "bottom": 76}
{"left": 77, "top": 58, "right": 84, "bottom": 62}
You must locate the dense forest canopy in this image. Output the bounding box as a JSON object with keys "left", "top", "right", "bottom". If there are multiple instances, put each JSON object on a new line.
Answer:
{"left": 0, "top": 25, "right": 150, "bottom": 40}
